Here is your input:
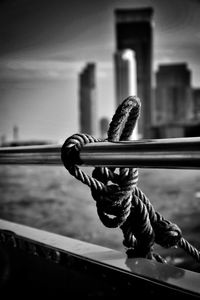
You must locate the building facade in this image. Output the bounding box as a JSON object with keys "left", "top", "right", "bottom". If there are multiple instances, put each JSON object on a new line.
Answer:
{"left": 152, "top": 63, "right": 195, "bottom": 138}
{"left": 193, "top": 89, "right": 200, "bottom": 120}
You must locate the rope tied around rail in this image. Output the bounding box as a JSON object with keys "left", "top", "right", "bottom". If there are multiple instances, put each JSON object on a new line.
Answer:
{"left": 61, "top": 96, "right": 200, "bottom": 263}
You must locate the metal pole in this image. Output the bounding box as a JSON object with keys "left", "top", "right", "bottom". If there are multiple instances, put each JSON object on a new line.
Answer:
{"left": 0, "top": 144, "right": 62, "bottom": 165}
{"left": 0, "top": 137, "right": 200, "bottom": 169}
{"left": 80, "top": 137, "right": 200, "bottom": 169}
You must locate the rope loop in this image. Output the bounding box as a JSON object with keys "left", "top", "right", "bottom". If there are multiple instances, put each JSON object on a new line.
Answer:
{"left": 61, "top": 95, "right": 200, "bottom": 264}
{"left": 107, "top": 95, "right": 141, "bottom": 141}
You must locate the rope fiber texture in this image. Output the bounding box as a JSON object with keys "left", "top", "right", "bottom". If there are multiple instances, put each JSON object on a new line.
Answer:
{"left": 61, "top": 96, "right": 200, "bottom": 263}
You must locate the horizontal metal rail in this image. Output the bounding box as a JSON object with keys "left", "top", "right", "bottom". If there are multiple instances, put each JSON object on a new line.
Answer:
{"left": 0, "top": 144, "right": 61, "bottom": 165}
{"left": 0, "top": 137, "right": 200, "bottom": 169}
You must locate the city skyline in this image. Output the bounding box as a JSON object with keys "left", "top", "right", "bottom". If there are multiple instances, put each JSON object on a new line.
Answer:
{"left": 0, "top": 0, "right": 200, "bottom": 142}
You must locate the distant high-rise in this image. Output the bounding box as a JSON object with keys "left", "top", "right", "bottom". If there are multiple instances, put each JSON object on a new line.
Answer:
{"left": 13, "top": 125, "right": 19, "bottom": 142}
{"left": 114, "top": 8, "right": 153, "bottom": 138}
{"left": 79, "top": 63, "right": 98, "bottom": 136}
{"left": 114, "top": 49, "right": 139, "bottom": 139}
{"left": 100, "top": 117, "right": 109, "bottom": 139}
{"left": 193, "top": 89, "right": 200, "bottom": 120}
{"left": 153, "top": 63, "right": 193, "bottom": 138}
{"left": 1, "top": 135, "right": 6, "bottom": 146}
{"left": 154, "top": 63, "right": 193, "bottom": 124}
{"left": 156, "top": 63, "right": 191, "bottom": 88}
{"left": 114, "top": 49, "right": 137, "bottom": 106}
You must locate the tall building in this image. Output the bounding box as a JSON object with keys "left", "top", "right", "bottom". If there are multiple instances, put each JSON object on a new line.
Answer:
{"left": 114, "top": 8, "right": 153, "bottom": 138}
{"left": 114, "top": 49, "right": 139, "bottom": 139}
{"left": 153, "top": 63, "right": 194, "bottom": 138}
{"left": 100, "top": 117, "right": 109, "bottom": 139}
{"left": 13, "top": 125, "right": 19, "bottom": 142}
{"left": 0, "top": 135, "right": 6, "bottom": 146}
{"left": 193, "top": 89, "right": 200, "bottom": 120}
{"left": 114, "top": 49, "right": 137, "bottom": 106}
{"left": 79, "top": 63, "right": 98, "bottom": 136}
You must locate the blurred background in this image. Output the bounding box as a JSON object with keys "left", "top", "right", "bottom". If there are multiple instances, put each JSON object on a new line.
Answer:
{"left": 0, "top": 0, "right": 200, "bottom": 273}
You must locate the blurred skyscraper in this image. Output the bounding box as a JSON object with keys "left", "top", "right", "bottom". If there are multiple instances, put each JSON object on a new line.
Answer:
{"left": 13, "top": 125, "right": 19, "bottom": 142}
{"left": 114, "top": 50, "right": 137, "bottom": 106}
{"left": 100, "top": 117, "right": 109, "bottom": 139}
{"left": 79, "top": 63, "right": 98, "bottom": 136}
{"left": 114, "top": 49, "right": 139, "bottom": 139}
{"left": 152, "top": 63, "right": 196, "bottom": 138}
{"left": 0, "top": 135, "right": 6, "bottom": 146}
{"left": 193, "top": 89, "right": 200, "bottom": 120}
{"left": 114, "top": 8, "right": 153, "bottom": 138}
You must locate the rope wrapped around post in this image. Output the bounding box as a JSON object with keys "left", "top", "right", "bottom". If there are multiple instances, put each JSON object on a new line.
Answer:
{"left": 61, "top": 96, "right": 200, "bottom": 263}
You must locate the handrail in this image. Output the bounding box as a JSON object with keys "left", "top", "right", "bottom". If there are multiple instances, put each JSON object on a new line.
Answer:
{"left": 0, "top": 144, "right": 61, "bottom": 165}
{"left": 0, "top": 137, "right": 200, "bottom": 169}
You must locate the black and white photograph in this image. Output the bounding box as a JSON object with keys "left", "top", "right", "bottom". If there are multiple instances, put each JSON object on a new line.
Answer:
{"left": 0, "top": 0, "right": 200, "bottom": 298}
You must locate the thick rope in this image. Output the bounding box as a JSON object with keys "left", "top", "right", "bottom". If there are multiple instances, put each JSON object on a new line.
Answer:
{"left": 61, "top": 95, "right": 200, "bottom": 264}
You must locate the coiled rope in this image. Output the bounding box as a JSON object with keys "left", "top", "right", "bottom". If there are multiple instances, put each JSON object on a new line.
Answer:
{"left": 61, "top": 96, "right": 200, "bottom": 263}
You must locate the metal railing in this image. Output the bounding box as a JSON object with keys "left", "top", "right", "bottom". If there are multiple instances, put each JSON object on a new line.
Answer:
{"left": 0, "top": 137, "right": 200, "bottom": 169}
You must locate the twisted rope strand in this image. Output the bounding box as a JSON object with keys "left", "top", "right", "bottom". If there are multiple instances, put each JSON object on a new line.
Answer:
{"left": 121, "top": 195, "right": 155, "bottom": 253}
{"left": 107, "top": 96, "right": 141, "bottom": 141}
{"left": 179, "top": 237, "right": 200, "bottom": 262}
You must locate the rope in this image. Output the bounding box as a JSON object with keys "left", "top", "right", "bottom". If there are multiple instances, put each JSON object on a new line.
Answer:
{"left": 61, "top": 95, "right": 200, "bottom": 264}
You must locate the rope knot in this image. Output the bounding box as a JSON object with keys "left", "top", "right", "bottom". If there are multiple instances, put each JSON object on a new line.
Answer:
{"left": 92, "top": 183, "right": 133, "bottom": 228}
{"left": 61, "top": 96, "right": 141, "bottom": 229}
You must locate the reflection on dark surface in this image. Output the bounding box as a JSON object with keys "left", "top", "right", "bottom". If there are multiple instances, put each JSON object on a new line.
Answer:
{"left": 157, "top": 210, "right": 200, "bottom": 274}
{"left": 124, "top": 255, "right": 200, "bottom": 295}
{"left": 125, "top": 256, "right": 185, "bottom": 282}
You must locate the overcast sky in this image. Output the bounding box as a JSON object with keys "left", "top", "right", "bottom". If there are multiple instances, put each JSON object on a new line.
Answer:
{"left": 0, "top": 0, "right": 200, "bottom": 142}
